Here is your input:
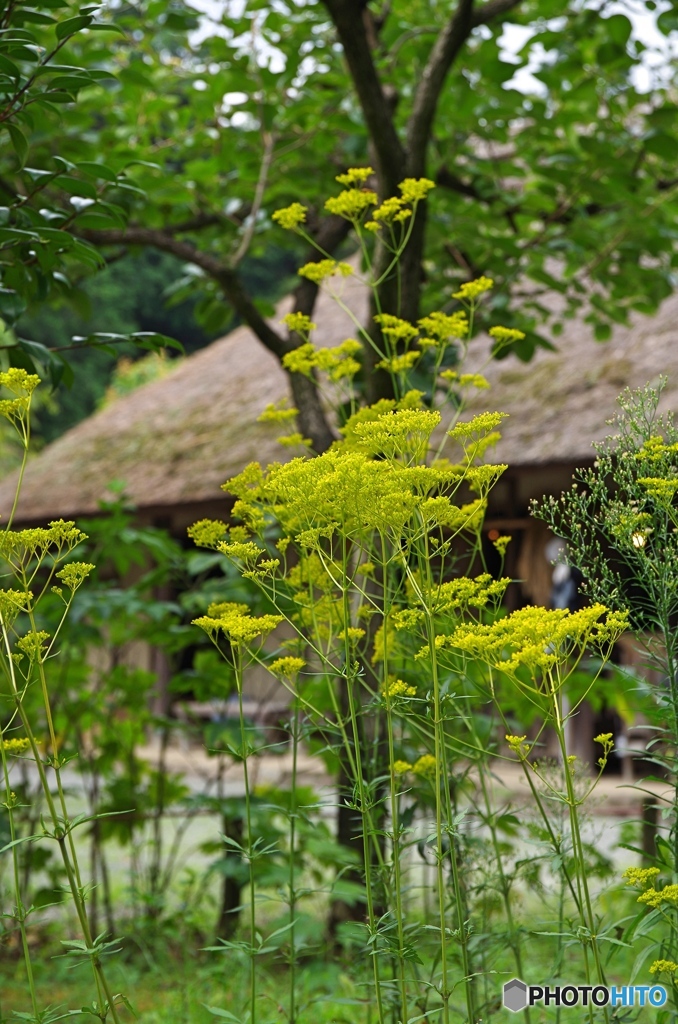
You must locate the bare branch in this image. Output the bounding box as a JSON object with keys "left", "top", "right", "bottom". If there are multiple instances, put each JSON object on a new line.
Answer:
{"left": 230, "top": 131, "right": 276, "bottom": 267}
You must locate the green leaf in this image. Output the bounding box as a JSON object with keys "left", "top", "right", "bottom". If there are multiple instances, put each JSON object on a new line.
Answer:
{"left": 0, "top": 288, "right": 27, "bottom": 323}
{"left": 203, "top": 1008, "right": 242, "bottom": 1023}
{"left": 7, "top": 123, "right": 28, "bottom": 168}
{"left": 55, "top": 13, "right": 93, "bottom": 39}
{"left": 89, "top": 21, "right": 126, "bottom": 34}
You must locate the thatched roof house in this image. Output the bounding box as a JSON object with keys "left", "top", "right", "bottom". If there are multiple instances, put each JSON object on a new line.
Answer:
{"left": 2, "top": 271, "right": 677, "bottom": 598}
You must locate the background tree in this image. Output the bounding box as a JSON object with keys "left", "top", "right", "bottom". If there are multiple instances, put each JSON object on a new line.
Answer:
{"left": 5, "top": 0, "right": 676, "bottom": 447}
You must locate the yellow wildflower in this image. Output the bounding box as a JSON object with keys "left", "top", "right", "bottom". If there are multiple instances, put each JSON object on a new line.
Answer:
{"left": 0, "top": 368, "right": 40, "bottom": 395}
{"left": 17, "top": 630, "right": 49, "bottom": 660}
{"left": 638, "top": 884, "right": 678, "bottom": 908}
{"left": 257, "top": 400, "right": 298, "bottom": 425}
{"left": 489, "top": 326, "right": 526, "bottom": 346}
{"left": 492, "top": 535, "right": 512, "bottom": 556}
{"left": 650, "top": 960, "right": 678, "bottom": 975}
{"left": 55, "top": 562, "right": 95, "bottom": 590}
{"left": 2, "top": 737, "right": 29, "bottom": 755}
{"left": 269, "top": 656, "right": 305, "bottom": 679}
{"left": 298, "top": 260, "right": 354, "bottom": 283}
{"left": 324, "top": 188, "right": 377, "bottom": 219}
{"left": 453, "top": 276, "right": 494, "bottom": 301}
{"left": 412, "top": 754, "right": 438, "bottom": 779}
{"left": 393, "top": 760, "right": 412, "bottom": 775}
{"left": 381, "top": 677, "right": 417, "bottom": 699}
{"left": 376, "top": 351, "right": 421, "bottom": 374}
{"left": 398, "top": 178, "right": 435, "bottom": 203}
{"left": 335, "top": 166, "right": 374, "bottom": 186}
{"left": 272, "top": 203, "right": 307, "bottom": 230}
{"left": 281, "top": 312, "right": 316, "bottom": 334}
{"left": 373, "top": 313, "right": 419, "bottom": 343}
{"left": 276, "top": 432, "right": 312, "bottom": 448}
{"left": 418, "top": 310, "right": 468, "bottom": 341}
{"left": 338, "top": 627, "right": 366, "bottom": 644}
{"left": 622, "top": 866, "right": 660, "bottom": 888}
{"left": 187, "top": 519, "right": 227, "bottom": 549}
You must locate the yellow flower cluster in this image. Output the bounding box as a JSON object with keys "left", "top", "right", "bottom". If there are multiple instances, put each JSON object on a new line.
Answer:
{"left": 193, "top": 602, "right": 283, "bottom": 647}
{"left": 219, "top": 540, "right": 265, "bottom": 564}
{"left": 56, "top": 562, "right": 95, "bottom": 591}
{"left": 453, "top": 277, "right": 494, "bottom": 301}
{"left": 269, "top": 656, "right": 305, "bottom": 679}
{"left": 187, "top": 519, "right": 228, "bottom": 549}
{"left": 325, "top": 188, "right": 377, "bottom": 220}
{"left": 17, "top": 630, "right": 49, "bottom": 660}
{"left": 650, "top": 960, "right": 678, "bottom": 975}
{"left": 492, "top": 535, "right": 512, "bottom": 556}
{"left": 338, "top": 627, "right": 366, "bottom": 644}
{"left": 272, "top": 203, "right": 307, "bottom": 230}
{"left": 297, "top": 260, "right": 354, "bottom": 284}
{"left": 0, "top": 588, "right": 30, "bottom": 625}
{"left": 638, "top": 476, "right": 678, "bottom": 502}
{"left": 419, "top": 311, "right": 469, "bottom": 347}
{"left": 376, "top": 351, "right": 421, "bottom": 375}
{"left": 351, "top": 408, "right": 441, "bottom": 460}
{"left": 367, "top": 196, "right": 412, "bottom": 228}
{"left": 489, "top": 326, "right": 526, "bottom": 347}
{"left": 506, "top": 734, "right": 531, "bottom": 758}
{"left": 381, "top": 677, "right": 416, "bottom": 699}
{"left": 335, "top": 167, "right": 374, "bottom": 187}
{"left": 276, "top": 432, "right": 312, "bottom": 449}
{"left": 393, "top": 759, "right": 412, "bottom": 775}
{"left": 282, "top": 339, "right": 362, "bottom": 382}
{"left": 412, "top": 754, "right": 437, "bottom": 779}
{"left": 447, "top": 604, "right": 628, "bottom": 675}
{"left": 2, "top": 737, "right": 29, "bottom": 755}
{"left": 449, "top": 412, "right": 507, "bottom": 462}
{"left": 635, "top": 435, "right": 678, "bottom": 462}
{"left": 281, "top": 312, "right": 316, "bottom": 335}
{"left": 399, "top": 178, "right": 435, "bottom": 204}
{"left": 622, "top": 865, "right": 660, "bottom": 888}
{"left": 434, "top": 573, "right": 511, "bottom": 614}
{"left": 373, "top": 313, "right": 419, "bottom": 344}
{"left": 0, "top": 520, "right": 87, "bottom": 566}
{"left": 638, "top": 884, "right": 678, "bottom": 908}
{"left": 257, "top": 400, "right": 298, "bottom": 425}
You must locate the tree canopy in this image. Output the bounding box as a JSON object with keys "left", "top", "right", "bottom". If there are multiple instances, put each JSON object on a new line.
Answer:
{"left": 2, "top": 0, "right": 678, "bottom": 446}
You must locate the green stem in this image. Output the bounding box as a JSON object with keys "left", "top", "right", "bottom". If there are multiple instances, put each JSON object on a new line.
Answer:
{"left": 341, "top": 535, "right": 385, "bottom": 1024}
{"left": 236, "top": 652, "right": 257, "bottom": 1024}
{"left": 0, "top": 741, "right": 39, "bottom": 1019}
{"left": 289, "top": 707, "right": 299, "bottom": 1024}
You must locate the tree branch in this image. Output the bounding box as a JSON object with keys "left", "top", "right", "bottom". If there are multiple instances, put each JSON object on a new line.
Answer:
{"left": 75, "top": 223, "right": 343, "bottom": 453}
{"left": 76, "top": 226, "right": 290, "bottom": 361}
{"left": 470, "top": 0, "right": 523, "bottom": 27}
{"left": 406, "top": 0, "right": 475, "bottom": 176}
{"left": 230, "top": 131, "right": 276, "bottom": 266}
{"left": 322, "top": 0, "right": 405, "bottom": 190}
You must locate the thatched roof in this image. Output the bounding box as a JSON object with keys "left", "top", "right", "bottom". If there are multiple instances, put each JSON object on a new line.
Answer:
{"left": 1, "top": 268, "right": 677, "bottom": 523}
{"left": 467, "top": 291, "right": 678, "bottom": 466}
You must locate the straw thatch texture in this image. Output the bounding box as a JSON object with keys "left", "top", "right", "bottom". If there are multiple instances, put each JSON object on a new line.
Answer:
{"left": 466, "top": 291, "right": 678, "bottom": 466}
